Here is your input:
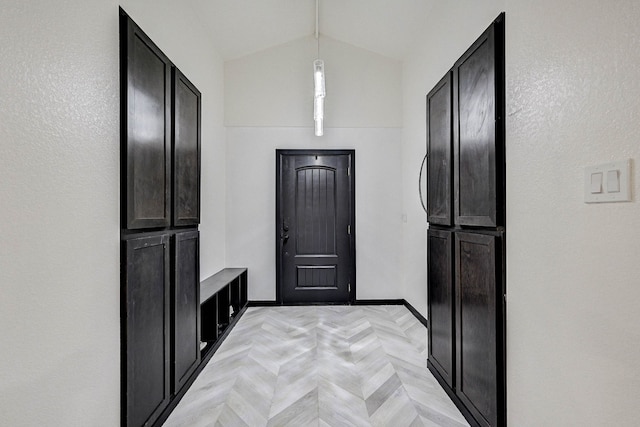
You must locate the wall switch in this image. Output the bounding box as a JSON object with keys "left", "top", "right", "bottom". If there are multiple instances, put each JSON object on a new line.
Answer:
{"left": 584, "top": 159, "right": 632, "bottom": 203}
{"left": 607, "top": 170, "right": 620, "bottom": 192}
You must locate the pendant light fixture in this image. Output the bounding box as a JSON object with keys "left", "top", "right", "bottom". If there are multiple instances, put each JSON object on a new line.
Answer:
{"left": 313, "top": 0, "right": 325, "bottom": 136}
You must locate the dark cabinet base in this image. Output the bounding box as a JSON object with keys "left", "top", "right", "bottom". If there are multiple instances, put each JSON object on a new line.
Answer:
{"left": 428, "top": 360, "right": 480, "bottom": 427}
{"left": 123, "top": 234, "right": 171, "bottom": 427}
{"left": 151, "top": 268, "right": 249, "bottom": 427}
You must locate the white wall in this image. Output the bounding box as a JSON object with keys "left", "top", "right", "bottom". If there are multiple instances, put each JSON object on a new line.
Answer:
{"left": 0, "top": 2, "right": 120, "bottom": 425}
{"left": 0, "top": 1, "right": 225, "bottom": 425}
{"left": 506, "top": 0, "right": 640, "bottom": 425}
{"left": 226, "top": 127, "right": 402, "bottom": 301}
{"left": 401, "top": 0, "right": 505, "bottom": 315}
{"left": 225, "top": 35, "right": 402, "bottom": 128}
{"left": 403, "top": 0, "right": 640, "bottom": 425}
{"left": 225, "top": 38, "right": 403, "bottom": 301}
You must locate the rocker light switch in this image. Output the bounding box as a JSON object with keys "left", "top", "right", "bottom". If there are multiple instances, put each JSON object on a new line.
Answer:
{"left": 607, "top": 170, "right": 620, "bottom": 192}
{"left": 584, "top": 159, "right": 632, "bottom": 203}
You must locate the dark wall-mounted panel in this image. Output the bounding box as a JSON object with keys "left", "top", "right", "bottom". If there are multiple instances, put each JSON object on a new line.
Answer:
{"left": 427, "top": 72, "right": 453, "bottom": 226}
{"left": 172, "top": 69, "right": 201, "bottom": 226}
{"left": 427, "top": 228, "right": 454, "bottom": 388}
{"left": 122, "top": 14, "right": 172, "bottom": 230}
{"left": 453, "top": 15, "right": 505, "bottom": 228}
{"left": 455, "top": 230, "right": 504, "bottom": 427}
{"left": 123, "top": 234, "right": 171, "bottom": 427}
{"left": 172, "top": 230, "right": 200, "bottom": 392}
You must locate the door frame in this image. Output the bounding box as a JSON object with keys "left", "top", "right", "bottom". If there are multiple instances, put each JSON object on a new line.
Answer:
{"left": 275, "top": 149, "right": 356, "bottom": 304}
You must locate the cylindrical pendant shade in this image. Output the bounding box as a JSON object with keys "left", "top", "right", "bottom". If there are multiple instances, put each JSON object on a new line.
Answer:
{"left": 314, "top": 59, "right": 325, "bottom": 98}
{"left": 313, "top": 60, "right": 325, "bottom": 136}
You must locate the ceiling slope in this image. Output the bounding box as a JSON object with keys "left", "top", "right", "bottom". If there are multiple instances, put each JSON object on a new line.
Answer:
{"left": 188, "top": 0, "right": 435, "bottom": 60}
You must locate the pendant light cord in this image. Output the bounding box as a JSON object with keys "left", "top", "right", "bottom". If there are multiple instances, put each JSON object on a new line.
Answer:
{"left": 315, "top": 0, "right": 320, "bottom": 58}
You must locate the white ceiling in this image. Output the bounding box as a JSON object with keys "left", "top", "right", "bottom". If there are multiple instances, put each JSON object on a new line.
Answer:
{"left": 188, "top": 0, "right": 435, "bottom": 60}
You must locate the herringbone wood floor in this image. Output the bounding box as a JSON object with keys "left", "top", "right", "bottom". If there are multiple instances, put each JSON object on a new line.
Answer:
{"left": 164, "top": 306, "right": 469, "bottom": 427}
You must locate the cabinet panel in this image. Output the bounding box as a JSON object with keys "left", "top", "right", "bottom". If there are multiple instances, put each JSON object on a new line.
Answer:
{"left": 427, "top": 73, "right": 453, "bottom": 226}
{"left": 124, "top": 234, "right": 171, "bottom": 427}
{"left": 427, "top": 229, "right": 454, "bottom": 388}
{"left": 172, "top": 69, "right": 201, "bottom": 226}
{"left": 455, "top": 231, "right": 503, "bottom": 427}
{"left": 453, "top": 18, "right": 504, "bottom": 228}
{"left": 122, "top": 14, "right": 172, "bottom": 230}
{"left": 172, "top": 230, "right": 200, "bottom": 392}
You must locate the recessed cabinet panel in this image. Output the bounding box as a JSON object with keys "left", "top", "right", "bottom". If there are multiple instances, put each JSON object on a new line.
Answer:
{"left": 455, "top": 231, "right": 503, "bottom": 427}
{"left": 427, "top": 73, "right": 453, "bottom": 226}
{"left": 427, "top": 229, "right": 454, "bottom": 388}
{"left": 123, "top": 15, "right": 172, "bottom": 230}
{"left": 124, "top": 234, "right": 171, "bottom": 427}
{"left": 172, "top": 231, "right": 200, "bottom": 391}
{"left": 173, "top": 69, "right": 201, "bottom": 226}
{"left": 453, "top": 19, "right": 504, "bottom": 228}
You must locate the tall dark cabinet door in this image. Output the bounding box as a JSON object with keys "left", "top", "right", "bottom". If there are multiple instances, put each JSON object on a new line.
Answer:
{"left": 172, "top": 230, "right": 201, "bottom": 391}
{"left": 427, "top": 229, "right": 454, "bottom": 388}
{"left": 121, "top": 13, "right": 172, "bottom": 230}
{"left": 123, "top": 234, "right": 171, "bottom": 427}
{"left": 427, "top": 73, "right": 453, "bottom": 226}
{"left": 172, "top": 69, "right": 201, "bottom": 226}
{"left": 455, "top": 231, "right": 504, "bottom": 427}
{"left": 453, "top": 15, "right": 505, "bottom": 228}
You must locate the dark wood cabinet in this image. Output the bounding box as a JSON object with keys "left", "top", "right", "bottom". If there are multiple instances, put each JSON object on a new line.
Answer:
{"left": 121, "top": 14, "right": 172, "bottom": 230}
{"left": 426, "top": 13, "right": 506, "bottom": 427}
{"left": 172, "top": 231, "right": 201, "bottom": 392}
{"left": 123, "top": 234, "right": 171, "bottom": 427}
{"left": 120, "top": 9, "right": 204, "bottom": 427}
{"left": 427, "top": 73, "right": 453, "bottom": 226}
{"left": 453, "top": 14, "right": 505, "bottom": 228}
{"left": 172, "top": 69, "right": 201, "bottom": 226}
{"left": 427, "top": 229, "right": 454, "bottom": 388}
{"left": 455, "top": 231, "right": 504, "bottom": 427}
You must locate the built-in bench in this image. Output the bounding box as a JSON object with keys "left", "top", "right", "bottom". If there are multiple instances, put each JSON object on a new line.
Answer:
{"left": 200, "top": 268, "right": 248, "bottom": 357}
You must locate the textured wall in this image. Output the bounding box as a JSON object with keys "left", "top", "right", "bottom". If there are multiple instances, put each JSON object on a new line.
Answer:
{"left": 403, "top": 0, "right": 640, "bottom": 424}
{"left": 0, "top": 1, "right": 226, "bottom": 425}
{"left": 0, "top": 1, "right": 121, "bottom": 425}
{"left": 226, "top": 127, "right": 403, "bottom": 301}
{"left": 506, "top": 0, "right": 640, "bottom": 424}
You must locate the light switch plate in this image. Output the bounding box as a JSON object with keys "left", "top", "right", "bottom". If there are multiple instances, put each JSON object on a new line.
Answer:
{"left": 584, "top": 159, "right": 632, "bottom": 203}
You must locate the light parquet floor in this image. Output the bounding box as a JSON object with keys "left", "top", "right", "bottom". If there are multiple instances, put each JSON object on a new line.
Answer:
{"left": 164, "top": 305, "right": 469, "bottom": 427}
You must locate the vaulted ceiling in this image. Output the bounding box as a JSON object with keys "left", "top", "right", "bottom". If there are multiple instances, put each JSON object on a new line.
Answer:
{"left": 187, "top": 0, "right": 435, "bottom": 60}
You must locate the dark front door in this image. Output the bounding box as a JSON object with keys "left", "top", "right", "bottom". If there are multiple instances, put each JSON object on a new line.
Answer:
{"left": 276, "top": 150, "right": 355, "bottom": 304}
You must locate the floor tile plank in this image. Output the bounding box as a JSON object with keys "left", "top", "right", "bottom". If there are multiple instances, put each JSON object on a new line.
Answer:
{"left": 164, "top": 306, "right": 468, "bottom": 427}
